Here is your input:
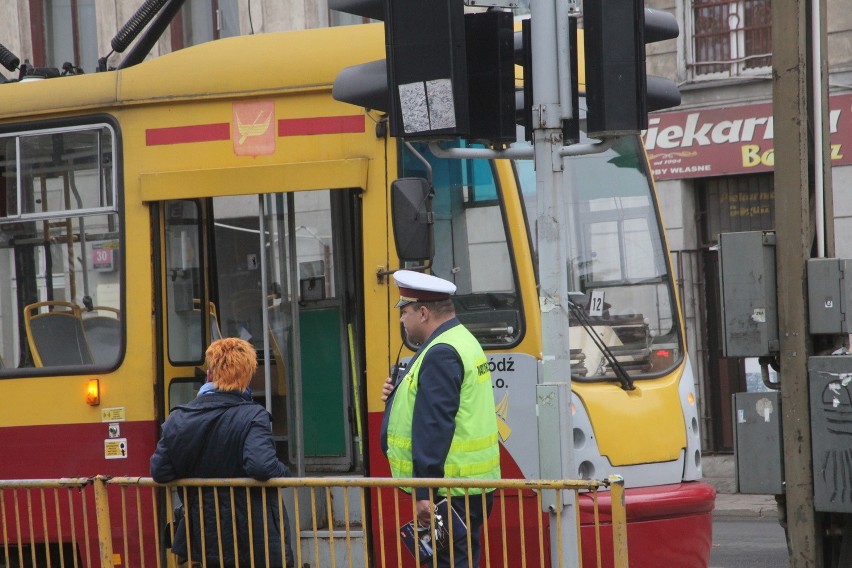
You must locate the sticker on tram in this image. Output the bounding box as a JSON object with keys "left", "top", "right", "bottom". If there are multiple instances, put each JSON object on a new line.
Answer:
{"left": 105, "top": 438, "right": 128, "bottom": 459}
{"left": 101, "top": 407, "right": 126, "bottom": 422}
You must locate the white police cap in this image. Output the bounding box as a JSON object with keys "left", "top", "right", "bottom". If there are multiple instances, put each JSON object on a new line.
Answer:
{"left": 393, "top": 270, "right": 456, "bottom": 308}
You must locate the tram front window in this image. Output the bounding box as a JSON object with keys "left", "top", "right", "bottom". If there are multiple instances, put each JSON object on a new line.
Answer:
{"left": 516, "top": 134, "right": 683, "bottom": 379}
{"left": 0, "top": 125, "right": 121, "bottom": 373}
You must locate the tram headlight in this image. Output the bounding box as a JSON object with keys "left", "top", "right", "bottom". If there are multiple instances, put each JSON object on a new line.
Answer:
{"left": 86, "top": 379, "right": 100, "bottom": 406}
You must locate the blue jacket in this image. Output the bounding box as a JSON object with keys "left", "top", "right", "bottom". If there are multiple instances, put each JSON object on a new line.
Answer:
{"left": 150, "top": 391, "right": 294, "bottom": 567}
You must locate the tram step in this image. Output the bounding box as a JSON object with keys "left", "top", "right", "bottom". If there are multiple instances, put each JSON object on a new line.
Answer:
{"left": 298, "top": 529, "right": 365, "bottom": 538}
{"left": 295, "top": 531, "right": 366, "bottom": 566}
{"left": 283, "top": 484, "right": 365, "bottom": 529}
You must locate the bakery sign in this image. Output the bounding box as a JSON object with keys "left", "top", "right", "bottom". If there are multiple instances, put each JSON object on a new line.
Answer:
{"left": 645, "top": 93, "right": 852, "bottom": 181}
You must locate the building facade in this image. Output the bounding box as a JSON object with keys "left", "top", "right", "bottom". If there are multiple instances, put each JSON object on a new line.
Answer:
{"left": 647, "top": 0, "right": 852, "bottom": 453}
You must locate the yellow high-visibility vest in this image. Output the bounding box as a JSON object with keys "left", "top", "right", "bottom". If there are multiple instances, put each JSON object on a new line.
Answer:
{"left": 386, "top": 324, "right": 500, "bottom": 496}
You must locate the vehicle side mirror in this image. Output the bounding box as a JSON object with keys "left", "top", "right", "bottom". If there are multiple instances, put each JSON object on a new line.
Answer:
{"left": 391, "top": 178, "right": 434, "bottom": 262}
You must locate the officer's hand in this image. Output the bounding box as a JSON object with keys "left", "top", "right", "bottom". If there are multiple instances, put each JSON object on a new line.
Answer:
{"left": 416, "top": 499, "right": 433, "bottom": 527}
{"left": 380, "top": 376, "right": 394, "bottom": 402}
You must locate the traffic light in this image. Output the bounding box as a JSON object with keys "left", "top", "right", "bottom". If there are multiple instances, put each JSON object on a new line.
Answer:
{"left": 330, "top": 0, "right": 516, "bottom": 144}
{"left": 465, "top": 10, "right": 515, "bottom": 144}
{"left": 583, "top": 0, "right": 680, "bottom": 136}
{"left": 514, "top": 19, "right": 533, "bottom": 142}
{"left": 330, "top": 0, "right": 470, "bottom": 139}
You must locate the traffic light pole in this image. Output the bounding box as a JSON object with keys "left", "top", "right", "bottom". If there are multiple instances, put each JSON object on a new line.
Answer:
{"left": 529, "top": 0, "right": 582, "bottom": 566}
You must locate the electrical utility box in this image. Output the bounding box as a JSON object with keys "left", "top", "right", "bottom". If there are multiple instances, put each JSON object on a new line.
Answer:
{"left": 808, "top": 258, "right": 852, "bottom": 334}
{"left": 809, "top": 356, "right": 852, "bottom": 513}
{"left": 733, "top": 391, "right": 784, "bottom": 494}
{"left": 718, "top": 231, "right": 779, "bottom": 357}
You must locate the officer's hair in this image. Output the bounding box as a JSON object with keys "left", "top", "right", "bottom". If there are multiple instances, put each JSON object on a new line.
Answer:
{"left": 415, "top": 298, "right": 456, "bottom": 317}
{"left": 206, "top": 337, "right": 257, "bottom": 392}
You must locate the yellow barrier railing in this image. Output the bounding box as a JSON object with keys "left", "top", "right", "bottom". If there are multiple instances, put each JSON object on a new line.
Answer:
{"left": 0, "top": 475, "right": 628, "bottom": 568}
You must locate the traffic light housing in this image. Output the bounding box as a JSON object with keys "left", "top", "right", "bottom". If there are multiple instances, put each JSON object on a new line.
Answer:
{"left": 330, "top": 0, "right": 516, "bottom": 144}
{"left": 384, "top": 0, "right": 469, "bottom": 138}
{"left": 583, "top": 0, "right": 680, "bottom": 136}
{"left": 465, "top": 11, "right": 515, "bottom": 144}
{"left": 330, "top": 0, "right": 469, "bottom": 139}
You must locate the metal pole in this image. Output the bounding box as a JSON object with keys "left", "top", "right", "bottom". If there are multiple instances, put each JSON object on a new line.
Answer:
{"left": 286, "top": 193, "right": 306, "bottom": 476}
{"left": 529, "top": 0, "right": 580, "bottom": 564}
{"left": 93, "top": 476, "right": 115, "bottom": 568}
{"left": 259, "top": 195, "right": 273, "bottom": 413}
{"left": 772, "top": 0, "right": 830, "bottom": 564}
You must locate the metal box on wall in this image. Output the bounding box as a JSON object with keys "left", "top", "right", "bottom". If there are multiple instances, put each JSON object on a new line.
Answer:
{"left": 718, "top": 231, "right": 778, "bottom": 357}
{"left": 809, "top": 356, "right": 852, "bottom": 513}
{"left": 807, "top": 258, "right": 852, "bottom": 334}
{"left": 733, "top": 391, "right": 784, "bottom": 494}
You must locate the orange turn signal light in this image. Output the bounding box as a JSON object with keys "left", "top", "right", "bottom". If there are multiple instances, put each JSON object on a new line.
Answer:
{"left": 86, "top": 379, "right": 100, "bottom": 406}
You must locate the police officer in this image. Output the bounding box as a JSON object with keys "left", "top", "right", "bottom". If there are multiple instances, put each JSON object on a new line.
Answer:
{"left": 380, "top": 270, "right": 501, "bottom": 568}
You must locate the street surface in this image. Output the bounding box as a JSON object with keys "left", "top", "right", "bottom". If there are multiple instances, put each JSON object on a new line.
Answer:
{"left": 711, "top": 519, "right": 789, "bottom": 567}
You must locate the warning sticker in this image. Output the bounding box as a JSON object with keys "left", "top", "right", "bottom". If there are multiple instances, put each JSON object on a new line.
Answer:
{"left": 101, "top": 407, "right": 126, "bottom": 422}
{"left": 105, "top": 438, "right": 128, "bottom": 459}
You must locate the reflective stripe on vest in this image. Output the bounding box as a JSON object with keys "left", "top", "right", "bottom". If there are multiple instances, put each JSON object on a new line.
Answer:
{"left": 386, "top": 324, "right": 501, "bottom": 496}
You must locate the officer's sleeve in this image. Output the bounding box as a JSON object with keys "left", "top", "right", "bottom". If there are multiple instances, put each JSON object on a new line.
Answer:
{"left": 411, "top": 344, "right": 463, "bottom": 500}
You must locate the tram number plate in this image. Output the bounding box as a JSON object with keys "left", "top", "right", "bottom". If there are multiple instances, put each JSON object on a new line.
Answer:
{"left": 589, "top": 290, "right": 605, "bottom": 317}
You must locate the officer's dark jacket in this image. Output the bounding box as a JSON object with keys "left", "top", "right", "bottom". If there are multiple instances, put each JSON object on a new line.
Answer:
{"left": 150, "top": 391, "right": 294, "bottom": 567}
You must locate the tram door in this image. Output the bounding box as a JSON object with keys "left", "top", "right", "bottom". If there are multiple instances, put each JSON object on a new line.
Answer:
{"left": 158, "top": 190, "right": 362, "bottom": 474}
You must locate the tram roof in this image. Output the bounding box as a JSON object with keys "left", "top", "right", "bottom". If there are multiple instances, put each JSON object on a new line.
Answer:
{"left": 0, "top": 23, "right": 386, "bottom": 121}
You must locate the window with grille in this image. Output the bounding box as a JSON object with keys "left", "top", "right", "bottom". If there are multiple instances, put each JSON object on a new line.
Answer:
{"left": 29, "top": 0, "right": 99, "bottom": 72}
{"left": 700, "top": 173, "right": 775, "bottom": 243}
{"left": 691, "top": 0, "right": 772, "bottom": 77}
{"left": 170, "top": 0, "right": 240, "bottom": 51}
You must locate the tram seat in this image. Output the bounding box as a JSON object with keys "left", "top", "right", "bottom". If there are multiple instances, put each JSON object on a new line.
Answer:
{"left": 192, "top": 299, "right": 222, "bottom": 342}
{"left": 24, "top": 301, "right": 93, "bottom": 367}
{"left": 210, "top": 304, "right": 222, "bottom": 341}
{"left": 268, "top": 328, "right": 288, "bottom": 396}
{"left": 82, "top": 307, "right": 121, "bottom": 366}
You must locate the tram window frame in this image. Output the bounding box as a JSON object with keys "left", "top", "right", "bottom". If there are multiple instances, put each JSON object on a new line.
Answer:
{"left": 0, "top": 120, "right": 124, "bottom": 375}
{"left": 399, "top": 142, "right": 525, "bottom": 350}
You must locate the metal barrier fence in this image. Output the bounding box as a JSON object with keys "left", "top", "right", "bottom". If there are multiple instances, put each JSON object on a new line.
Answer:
{"left": 0, "top": 475, "right": 627, "bottom": 568}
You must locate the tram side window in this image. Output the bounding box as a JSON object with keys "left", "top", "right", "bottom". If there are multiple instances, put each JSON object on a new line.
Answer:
{"left": 402, "top": 142, "right": 523, "bottom": 347}
{"left": 0, "top": 125, "right": 122, "bottom": 373}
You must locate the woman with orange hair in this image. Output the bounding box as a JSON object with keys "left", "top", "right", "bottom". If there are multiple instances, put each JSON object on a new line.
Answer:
{"left": 151, "top": 337, "right": 294, "bottom": 567}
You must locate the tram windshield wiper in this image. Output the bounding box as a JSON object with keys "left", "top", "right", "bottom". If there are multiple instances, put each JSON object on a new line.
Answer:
{"left": 566, "top": 297, "right": 635, "bottom": 391}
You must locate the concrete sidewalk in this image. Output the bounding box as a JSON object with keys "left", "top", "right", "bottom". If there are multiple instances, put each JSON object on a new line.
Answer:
{"left": 713, "top": 492, "right": 779, "bottom": 520}
{"left": 704, "top": 454, "right": 780, "bottom": 520}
